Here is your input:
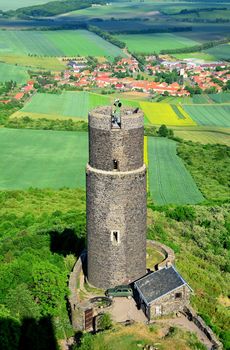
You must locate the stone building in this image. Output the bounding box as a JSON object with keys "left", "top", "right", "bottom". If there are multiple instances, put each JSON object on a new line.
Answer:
{"left": 133, "top": 266, "right": 192, "bottom": 320}
{"left": 86, "top": 105, "right": 147, "bottom": 289}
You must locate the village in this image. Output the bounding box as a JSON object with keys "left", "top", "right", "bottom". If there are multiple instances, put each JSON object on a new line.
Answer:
{"left": 0, "top": 54, "right": 230, "bottom": 105}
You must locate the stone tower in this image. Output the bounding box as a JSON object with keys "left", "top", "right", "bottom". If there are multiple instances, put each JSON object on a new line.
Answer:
{"left": 86, "top": 105, "right": 146, "bottom": 289}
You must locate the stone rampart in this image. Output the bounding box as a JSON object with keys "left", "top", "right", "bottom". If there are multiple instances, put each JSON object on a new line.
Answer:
{"left": 147, "top": 239, "right": 175, "bottom": 270}
{"left": 183, "top": 306, "right": 223, "bottom": 350}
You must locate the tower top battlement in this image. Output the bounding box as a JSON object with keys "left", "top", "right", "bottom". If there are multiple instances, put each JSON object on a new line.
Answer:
{"left": 88, "top": 106, "right": 143, "bottom": 131}
{"left": 88, "top": 106, "right": 144, "bottom": 172}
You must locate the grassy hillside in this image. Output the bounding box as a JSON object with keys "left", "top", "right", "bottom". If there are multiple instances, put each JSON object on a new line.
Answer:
{"left": 148, "top": 137, "right": 204, "bottom": 205}
{"left": 177, "top": 142, "right": 230, "bottom": 202}
{"left": 0, "top": 189, "right": 229, "bottom": 348}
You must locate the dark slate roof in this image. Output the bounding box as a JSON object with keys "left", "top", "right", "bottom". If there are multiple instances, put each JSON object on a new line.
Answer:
{"left": 134, "top": 266, "right": 191, "bottom": 305}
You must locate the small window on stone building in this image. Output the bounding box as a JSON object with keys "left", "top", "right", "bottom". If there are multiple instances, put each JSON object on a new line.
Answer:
{"left": 111, "top": 230, "right": 120, "bottom": 245}
{"left": 175, "top": 292, "right": 182, "bottom": 299}
{"left": 113, "top": 159, "right": 118, "bottom": 170}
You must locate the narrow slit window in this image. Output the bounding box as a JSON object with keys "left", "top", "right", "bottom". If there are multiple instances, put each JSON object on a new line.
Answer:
{"left": 113, "top": 159, "right": 118, "bottom": 170}
{"left": 111, "top": 230, "right": 120, "bottom": 245}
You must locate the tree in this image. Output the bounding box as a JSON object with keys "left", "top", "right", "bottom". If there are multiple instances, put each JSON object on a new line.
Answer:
{"left": 98, "top": 313, "right": 113, "bottom": 331}
{"left": 6, "top": 284, "right": 40, "bottom": 320}
{"left": 158, "top": 124, "right": 168, "bottom": 137}
{"left": 31, "top": 261, "right": 68, "bottom": 316}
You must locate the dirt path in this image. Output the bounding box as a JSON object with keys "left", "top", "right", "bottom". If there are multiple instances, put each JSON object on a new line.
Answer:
{"left": 157, "top": 315, "right": 213, "bottom": 350}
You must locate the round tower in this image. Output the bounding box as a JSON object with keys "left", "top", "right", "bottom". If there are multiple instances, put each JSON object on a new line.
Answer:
{"left": 86, "top": 105, "right": 146, "bottom": 289}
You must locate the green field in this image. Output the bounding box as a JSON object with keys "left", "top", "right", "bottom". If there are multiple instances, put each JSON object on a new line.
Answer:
{"left": 148, "top": 137, "right": 204, "bottom": 205}
{"left": 116, "top": 33, "right": 200, "bottom": 54}
{"left": 0, "top": 30, "right": 125, "bottom": 58}
{"left": 204, "top": 44, "right": 230, "bottom": 60}
{"left": 0, "top": 62, "right": 29, "bottom": 84}
{"left": 63, "top": 2, "right": 161, "bottom": 19}
{"left": 174, "top": 129, "right": 230, "bottom": 146}
{"left": 208, "top": 93, "right": 230, "bottom": 104}
{"left": 15, "top": 92, "right": 110, "bottom": 119}
{"left": 173, "top": 51, "right": 216, "bottom": 62}
{"left": 0, "top": 128, "right": 88, "bottom": 190}
{"left": 13, "top": 92, "right": 142, "bottom": 120}
{"left": 0, "top": 129, "right": 204, "bottom": 205}
{"left": 0, "top": 55, "right": 65, "bottom": 71}
{"left": 1, "top": 0, "right": 60, "bottom": 11}
{"left": 184, "top": 104, "right": 230, "bottom": 127}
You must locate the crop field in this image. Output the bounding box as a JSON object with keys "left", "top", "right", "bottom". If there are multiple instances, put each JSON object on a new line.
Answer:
{"left": 147, "top": 137, "right": 204, "bottom": 205}
{"left": 140, "top": 102, "right": 196, "bottom": 126}
{"left": 204, "top": 44, "right": 230, "bottom": 60}
{"left": 12, "top": 92, "right": 143, "bottom": 120}
{"left": 208, "top": 93, "right": 230, "bottom": 104}
{"left": 0, "top": 129, "right": 204, "bottom": 205}
{"left": 0, "top": 128, "right": 88, "bottom": 190}
{"left": 152, "top": 96, "right": 193, "bottom": 104}
{"left": 0, "top": 30, "right": 125, "bottom": 58}
{"left": 0, "top": 55, "right": 65, "bottom": 71}
{"left": 17, "top": 92, "right": 111, "bottom": 120}
{"left": 0, "top": 62, "right": 29, "bottom": 84}
{"left": 173, "top": 51, "right": 216, "bottom": 62}
{"left": 116, "top": 33, "right": 200, "bottom": 54}
{"left": 184, "top": 105, "right": 230, "bottom": 127}
{"left": 63, "top": 2, "right": 161, "bottom": 19}
{"left": 1, "top": 0, "right": 60, "bottom": 11}
{"left": 174, "top": 129, "right": 230, "bottom": 146}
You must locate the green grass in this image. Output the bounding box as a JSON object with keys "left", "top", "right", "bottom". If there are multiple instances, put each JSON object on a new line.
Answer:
{"left": 208, "top": 92, "right": 230, "bottom": 104}
{"left": 0, "top": 30, "right": 125, "bottom": 58}
{"left": 0, "top": 55, "right": 65, "bottom": 71}
{"left": 148, "top": 137, "right": 204, "bottom": 205}
{"left": 16, "top": 92, "right": 141, "bottom": 120}
{"left": 20, "top": 92, "right": 111, "bottom": 119}
{"left": 0, "top": 62, "right": 29, "bottom": 84}
{"left": 204, "top": 44, "right": 230, "bottom": 60}
{"left": 1, "top": 0, "right": 61, "bottom": 11}
{"left": 0, "top": 128, "right": 88, "bottom": 190}
{"left": 184, "top": 104, "right": 230, "bottom": 127}
{"left": 174, "top": 129, "right": 230, "bottom": 146}
{"left": 63, "top": 2, "right": 161, "bottom": 19}
{"left": 178, "top": 142, "right": 230, "bottom": 201}
{"left": 173, "top": 51, "right": 216, "bottom": 61}
{"left": 116, "top": 33, "right": 200, "bottom": 54}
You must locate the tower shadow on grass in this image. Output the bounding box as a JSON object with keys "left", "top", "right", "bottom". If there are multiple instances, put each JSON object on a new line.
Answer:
{"left": 0, "top": 316, "right": 58, "bottom": 350}
{"left": 49, "top": 228, "right": 85, "bottom": 257}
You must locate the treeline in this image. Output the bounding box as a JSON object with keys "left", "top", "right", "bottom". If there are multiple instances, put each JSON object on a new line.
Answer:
{"left": 4, "top": 0, "right": 106, "bottom": 18}
{"left": 174, "top": 18, "right": 230, "bottom": 23}
{"left": 5, "top": 116, "right": 88, "bottom": 132}
{"left": 0, "top": 101, "right": 22, "bottom": 125}
{"left": 162, "top": 7, "right": 227, "bottom": 16}
{"left": 88, "top": 25, "right": 126, "bottom": 49}
{"left": 160, "top": 38, "right": 229, "bottom": 54}
{"left": 110, "top": 26, "right": 193, "bottom": 35}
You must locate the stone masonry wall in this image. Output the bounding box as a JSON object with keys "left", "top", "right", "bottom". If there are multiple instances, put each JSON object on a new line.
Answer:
{"left": 87, "top": 164, "right": 147, "bottom": 289}
{"left": 150, "top": 285, "right": 190, "bottom": 319}
{"left": 87, "top": 106, "right": 147, "bottom": 290}
{"left": 89, "top": 127, "right": 144, "bottom": 171}
{"left": 183, "top": 306, "right": 223, "bottom": 350}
